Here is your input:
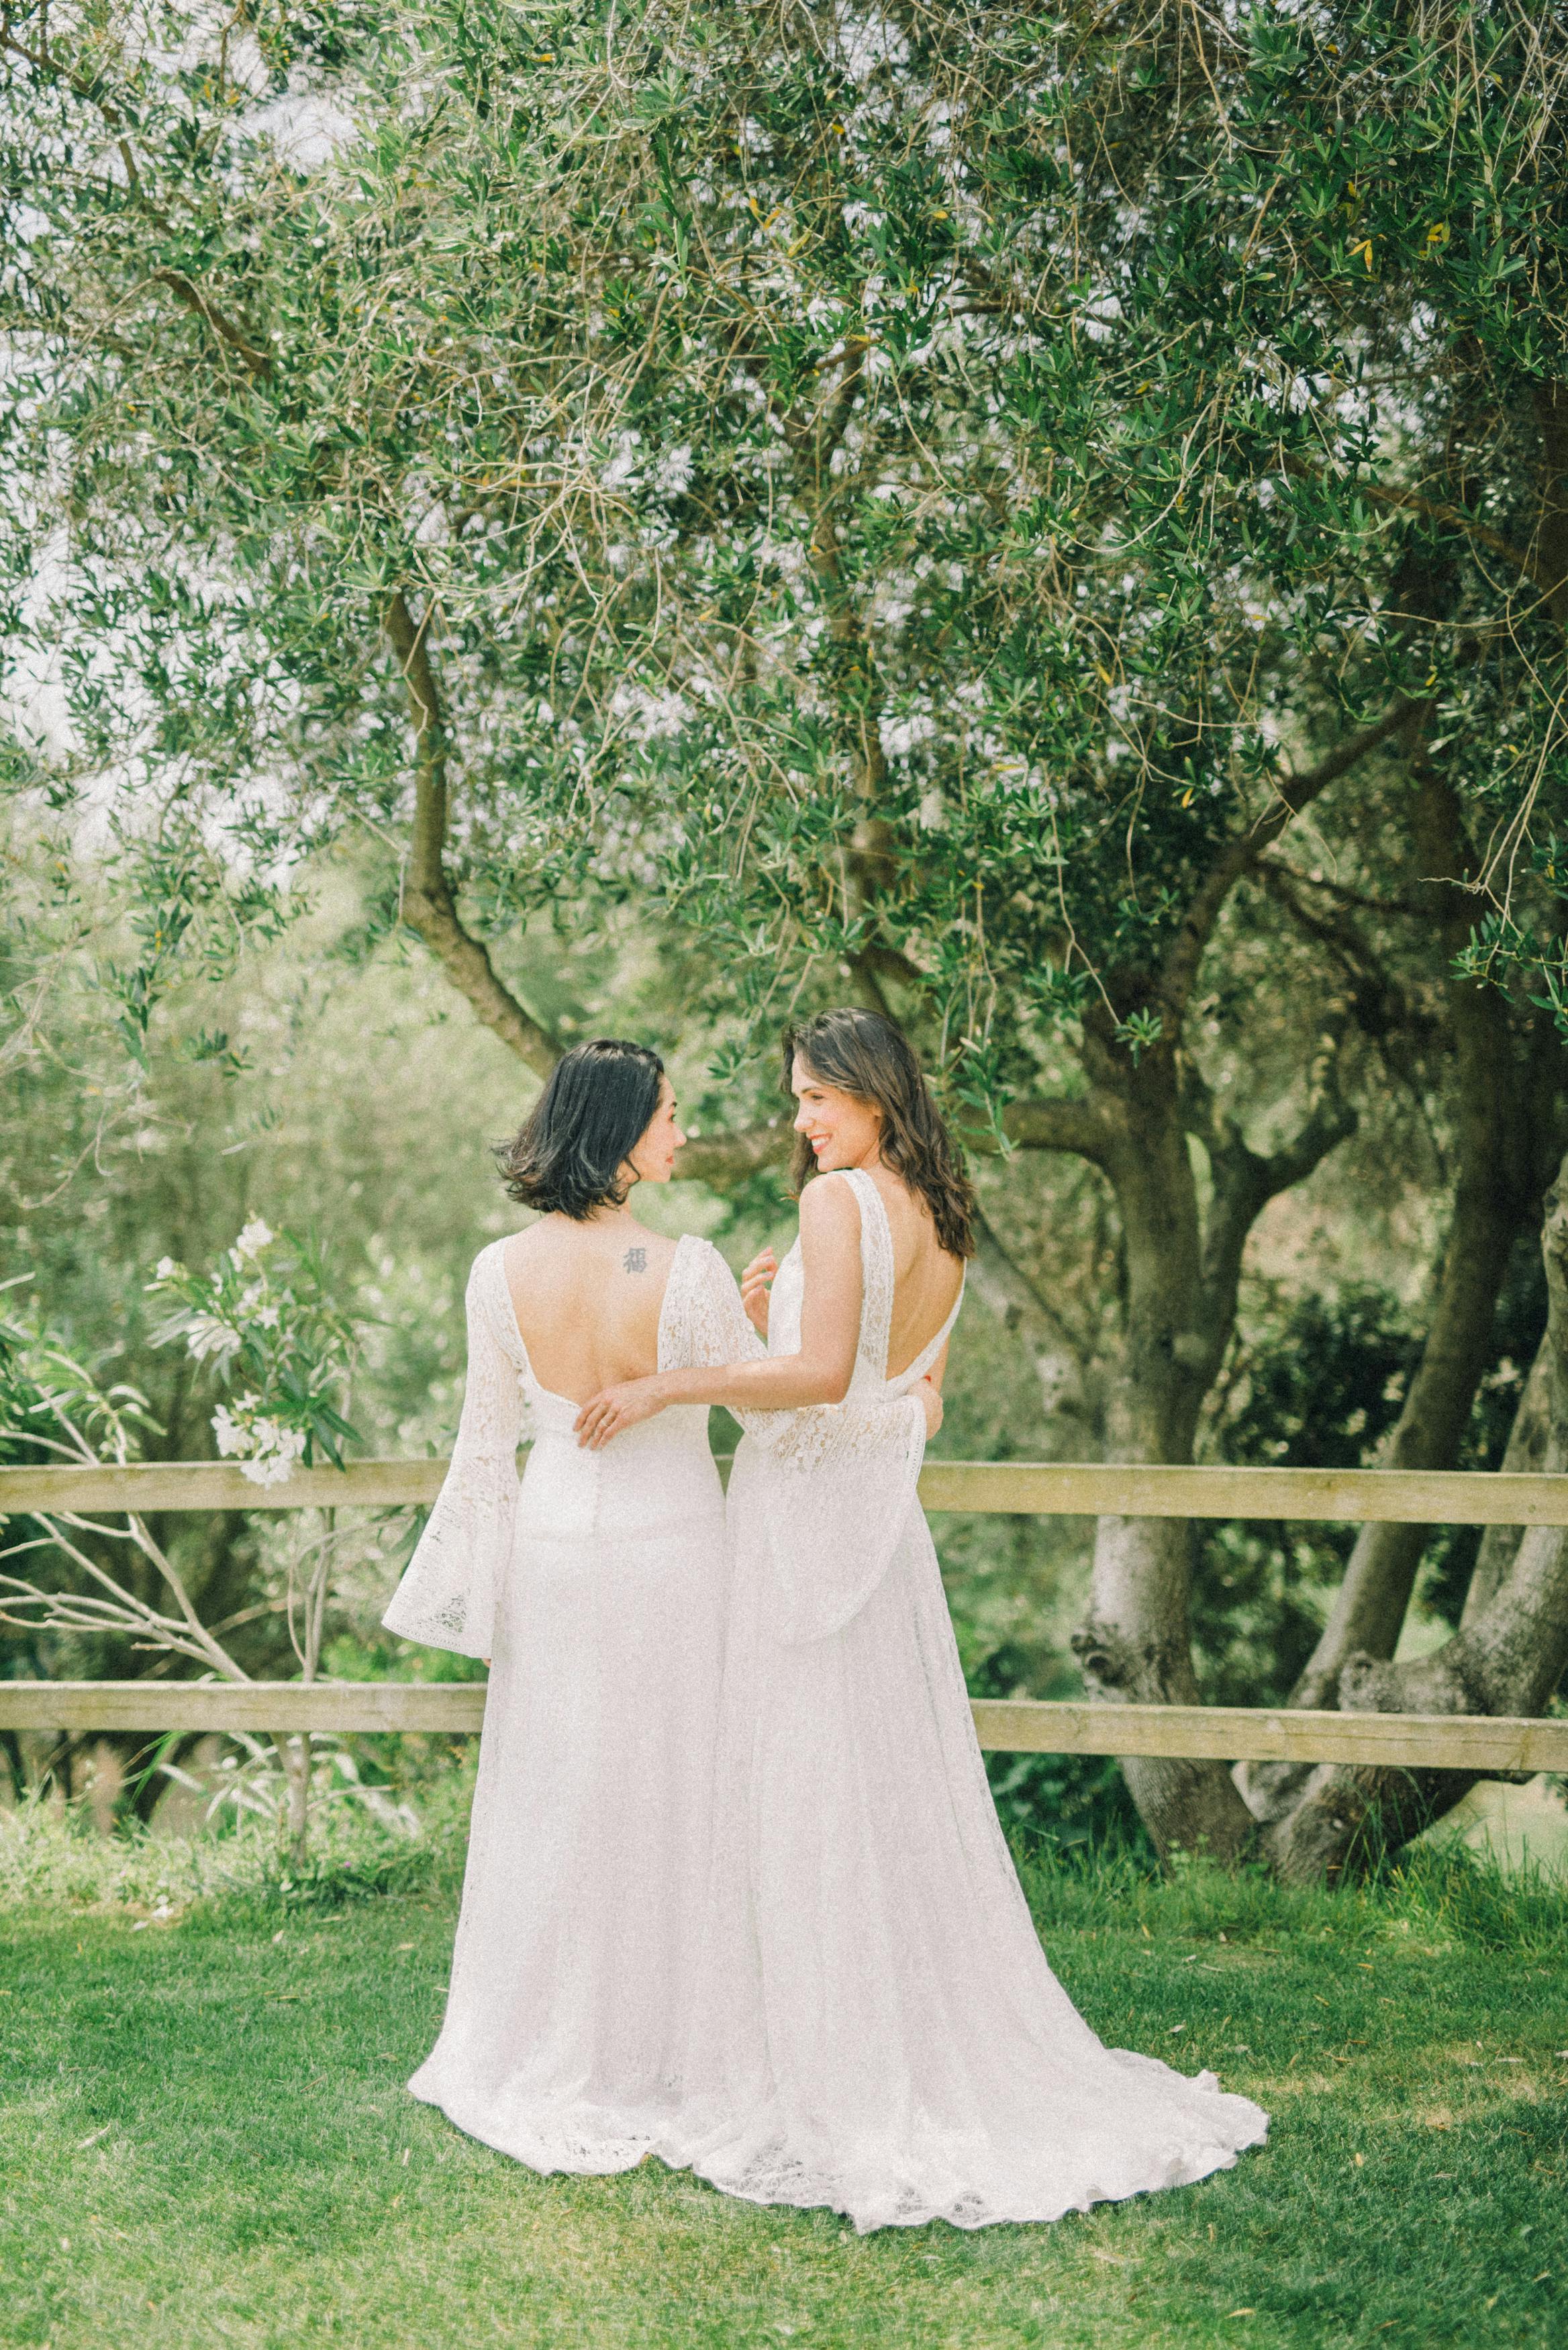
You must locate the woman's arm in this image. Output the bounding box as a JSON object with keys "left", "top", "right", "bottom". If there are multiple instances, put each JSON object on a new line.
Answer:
{"left": 382, "top": 1256, "right": 526, "bottom": 1656}
{"left": 575, "top": 1178, "right": 866, "bottom": 1447}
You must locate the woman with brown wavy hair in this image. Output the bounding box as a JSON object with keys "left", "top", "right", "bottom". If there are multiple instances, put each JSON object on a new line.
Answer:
{"left": 577, "top": 1009, "right": 1265, "bottom": 2234}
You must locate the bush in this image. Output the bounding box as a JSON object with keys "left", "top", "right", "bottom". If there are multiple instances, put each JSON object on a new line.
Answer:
{"left": 0, "top": 1756, "right": 477, "bottom": 1918}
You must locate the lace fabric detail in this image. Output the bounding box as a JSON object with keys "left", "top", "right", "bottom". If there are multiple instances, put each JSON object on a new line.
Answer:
{"left": 384, "top": 1237, "right": 728, "bottom": 1655}
{"left": 392, "top": 1213, "right": 1267, "bottom": 2235}
{"left": 740, "top": 1169, "right": 959, "bottom": 1644}
{"left": 381, "top": 1243, "right": 532, "bottom": 1658}
{"left": 654, "top": 1223, "right": 910, "bottom": 1480}
{"left": 662, "top": 1183, "right": 1267, "bottom": 2234}
{"left": 399, "top": 1234, "right": 734, "bottom": 2184}
{"left": 842, "top": 1164, "right": 896, "bottom": 1391}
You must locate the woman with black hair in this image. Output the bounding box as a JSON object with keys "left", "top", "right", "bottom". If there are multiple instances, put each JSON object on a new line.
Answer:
{"left": 381, "top": 1039, "right": 769, "bottom": 2175}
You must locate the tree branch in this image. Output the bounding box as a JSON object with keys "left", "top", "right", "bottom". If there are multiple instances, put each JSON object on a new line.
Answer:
{"left": 1279, "top": 452, "right": 1542, "bottom": 587}
{"left": 1257, "top": 858, "right": 1425, "bottom": 924}
{"left": 150, "top": 268, "right": 274, "bottom": 380}
{"left": 1246, "top": 1013, "right": 1360, "bottom": 1203}
{"left": 1158, "top": 696, "right": 1423, "bottom": 1027}
{"left": 389, "top": 604, "right": 791, "bottom": 1186}
{"left": 1179, "top": 1010, "right": 1357, "bottom": 1393}
{"left": 1001, "top": 1094, "right": 1115, "bottom": 1164}
{"left": 382, "top": 592, "right": 562, "bottom": 1084}
{"left": 0, "top": 33, "right": 273, "bottom": 375}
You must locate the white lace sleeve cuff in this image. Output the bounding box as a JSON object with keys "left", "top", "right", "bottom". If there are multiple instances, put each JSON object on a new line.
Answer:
{"left": 381, "top": 1251, "right": 525, "bottom": 1657}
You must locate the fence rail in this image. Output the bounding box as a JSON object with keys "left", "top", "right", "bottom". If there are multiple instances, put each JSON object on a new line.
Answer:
{"left": 0, "top": 1681, "right": 1563, "bottom": 1772}
{"left": 3, "top": 1456, "right": 1564, "bottom": 1772}
{"left": 9, "top": 1454, "right": 1568, "bottom": 1524}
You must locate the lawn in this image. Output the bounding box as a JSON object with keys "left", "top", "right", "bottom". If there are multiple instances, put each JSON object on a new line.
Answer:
{"left": 0, "top": 1798, "right": 1563, "bottom": 2350}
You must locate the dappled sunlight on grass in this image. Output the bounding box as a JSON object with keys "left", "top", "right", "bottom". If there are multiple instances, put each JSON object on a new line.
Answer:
{"left": 0, "top": 1803, "right": 1562, "bottom": 2347}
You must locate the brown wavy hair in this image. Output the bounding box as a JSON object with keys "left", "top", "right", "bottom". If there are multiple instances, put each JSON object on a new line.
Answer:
{"left": 784, "top": 1009, "right": 976, "bottom": 1260}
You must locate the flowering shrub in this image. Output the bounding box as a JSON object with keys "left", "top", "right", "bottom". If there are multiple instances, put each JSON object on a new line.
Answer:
{"left": 148, "top": 1221, "right": 360, "bottom": 1484}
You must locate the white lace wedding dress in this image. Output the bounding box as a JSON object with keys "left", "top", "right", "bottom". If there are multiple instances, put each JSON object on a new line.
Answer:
{"left": 658, "top": 1166, "right": 1269, "bottom": 2232}
{"left": 380, "top": 1231, "right": 748, "bottom": 2171}
{"left": 383, "top": 1191, "right": 1267, "bottom": 2226}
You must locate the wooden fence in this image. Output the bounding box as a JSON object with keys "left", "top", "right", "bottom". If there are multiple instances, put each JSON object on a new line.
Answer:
{"left": 3, "top": 1456, "right": 1566, "bottom": 1775}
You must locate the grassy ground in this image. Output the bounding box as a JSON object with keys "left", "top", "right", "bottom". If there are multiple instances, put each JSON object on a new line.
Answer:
{"left": 0, "top": 1797, "right": 1563, "bottom": 2350}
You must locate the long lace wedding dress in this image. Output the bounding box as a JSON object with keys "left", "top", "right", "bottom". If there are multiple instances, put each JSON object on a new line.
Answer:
{"left": 659, "top": 1166, "right": 1269, "bottom": 2232}
{"left": 380, "top": 1231, "right": 750, "bottom": 2172}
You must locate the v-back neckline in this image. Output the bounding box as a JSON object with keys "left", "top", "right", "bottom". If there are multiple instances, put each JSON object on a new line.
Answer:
{"left": 837, "top": 1168, "right": 965, "bottom": 1384}
{"left": 493, "top": 1231, "right": 693, "bottom": 1409}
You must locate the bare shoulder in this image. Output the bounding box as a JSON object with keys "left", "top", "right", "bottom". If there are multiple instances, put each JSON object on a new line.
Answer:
{"left": 798, "top": 1170, "right": 860, "bottom": 1229}
{"left": 498, "top": 1222, "right": 543, "bottom": 1264}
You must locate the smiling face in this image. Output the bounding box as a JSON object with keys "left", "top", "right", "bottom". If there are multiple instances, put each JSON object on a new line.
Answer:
{"left": 626, "top": 1074, "right": 686, "bottom": 1185}
{"left": 791, "top": 1054, "right": 883, "bottom": 1172}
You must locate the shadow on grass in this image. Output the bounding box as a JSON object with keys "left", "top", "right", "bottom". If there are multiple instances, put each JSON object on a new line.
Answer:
{"left": 0, "top": 1784, "right": 1563, "bottom": 2348}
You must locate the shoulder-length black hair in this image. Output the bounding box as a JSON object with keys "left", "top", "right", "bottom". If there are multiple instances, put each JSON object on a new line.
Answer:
{"left": 784, "top": 1009, "right": 977, "bottom": 1260}
{"left": 495, "top": 1039, "right": 665, "bottom": 1219}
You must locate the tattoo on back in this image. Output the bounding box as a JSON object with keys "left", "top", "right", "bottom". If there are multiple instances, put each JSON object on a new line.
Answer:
{"left": 623, "top": 1246, "right": 648, "bottom": 1274}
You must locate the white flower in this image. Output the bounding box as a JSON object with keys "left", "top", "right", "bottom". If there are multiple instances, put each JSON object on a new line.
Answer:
{"left": 240, "top": 1441, "right": 305, "bottom": 1489}
{"left": 833, "top": 8, "right": 910, "bottom": 83}
{"left": 601, "top": 430, "right": 642, "bottom": 493}
{"left": 185, "top": 1314, "right": 241, "bottom": 1366}
{"left": 233, "top": 1219, "right": 275, "bottom": 1262}
{"left": 213, "top": 1399, "right": 307, "bottom": 1485}
{"left": 211, "top": 1403, "right": 252, "bottom": 1458}
{"left": 245, "top": 1418, "right": 307, "bottom": 1484}
{"left": 154, "top": 1258, "right": 176, "bottom": 1280}
{"left": 607, "top": 681, "right": 691, "bottom": 743}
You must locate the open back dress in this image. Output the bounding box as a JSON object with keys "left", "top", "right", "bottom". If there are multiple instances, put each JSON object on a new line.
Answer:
{"left": 382, "top": 1231, "right": 747, "bottom": 2172}
{"left": 660, "top": 1168, "right": 1269, "bottom": 2232}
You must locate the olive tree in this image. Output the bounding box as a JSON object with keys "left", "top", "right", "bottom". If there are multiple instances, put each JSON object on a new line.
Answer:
{"left": 5, "top": 0, "right": 1567, "bottom": 1871}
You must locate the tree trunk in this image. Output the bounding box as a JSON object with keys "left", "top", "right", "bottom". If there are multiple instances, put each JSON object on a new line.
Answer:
{"left": 1240, "top": 769, "right": 1537, "bottom": 1824}
{"left": 1070, "top": 1030, "right": 1260, "bottom": 1861}
{"left": 1460, "top": 1333, "right": 1551, "bottom": 1627}
{"left": 1263, "top": 1146, "right": 1568, "bottom": 1883}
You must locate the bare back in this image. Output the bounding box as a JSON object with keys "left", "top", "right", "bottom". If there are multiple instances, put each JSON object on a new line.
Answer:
{"left": 503, "top": 1217, "right": 679, "bottom": 1405}
{"left": 863, "top": 1168, "right": 965, "bottom": 1378}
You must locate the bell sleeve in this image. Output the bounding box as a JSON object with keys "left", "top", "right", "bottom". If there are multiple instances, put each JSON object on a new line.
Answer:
{"left": 381, "top": 1251, "right": 528, "bottom": 1658}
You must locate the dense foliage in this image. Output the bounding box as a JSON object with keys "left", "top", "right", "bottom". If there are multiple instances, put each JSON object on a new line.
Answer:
{"left": 5, "top": 2, "right": 1568, "bottom": 1871}
{"left": 5, "top": 1, "right": 1568, "bottom": 1098}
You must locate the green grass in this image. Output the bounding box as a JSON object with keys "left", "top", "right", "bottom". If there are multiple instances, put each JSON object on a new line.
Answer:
{"left": 0, "top": 1798, "right": 1563, "bottom": 2350}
